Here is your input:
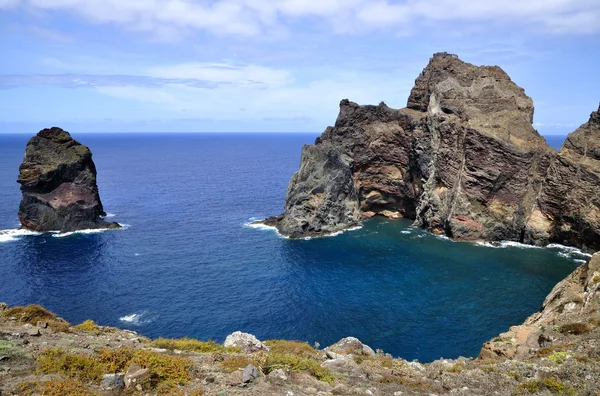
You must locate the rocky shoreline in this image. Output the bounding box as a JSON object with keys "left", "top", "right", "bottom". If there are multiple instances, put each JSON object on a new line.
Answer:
{"left": 1, "top": 253, "right": 599, "bottom": 395}
{"left": 263, "top": 53, "right": 600, "bottom": 251}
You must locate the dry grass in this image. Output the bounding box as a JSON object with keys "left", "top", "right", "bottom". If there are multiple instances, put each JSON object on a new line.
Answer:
{"left": 2, "top": 304, "right": 70, "bottom": 332}
{"left": 37, "top": 347, "right": 194, "bottom": 389}
{"left": 559, "top": 322, "right": 592, "bottom": 335}
{"left": 220, "top": 356, "right": 254, "bottom": 373}
{"left": 18, "top": 378, "right": 101, "bottom": 396}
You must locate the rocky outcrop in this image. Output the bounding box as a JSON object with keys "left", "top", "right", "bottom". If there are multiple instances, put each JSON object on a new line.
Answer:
{"left": 264, "top": 53, "right": 600, "bottom": 250}
{"left": 539, "top": 105, "right": 600, "bottom": 249}
{"left": 17, "top": 127, "right": 120, "bottom": 232}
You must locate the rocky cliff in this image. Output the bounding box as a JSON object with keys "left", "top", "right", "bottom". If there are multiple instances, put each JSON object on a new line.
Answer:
{"left": 264, "top": 53, "right": 600, "bottom": 250}
{"left": 17, "top": 127, "right": 120, "bottom": 232}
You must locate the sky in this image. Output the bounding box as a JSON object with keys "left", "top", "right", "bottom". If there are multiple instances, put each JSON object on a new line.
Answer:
{"left": 0, "top": 1, "right": 598, "bottom": 135}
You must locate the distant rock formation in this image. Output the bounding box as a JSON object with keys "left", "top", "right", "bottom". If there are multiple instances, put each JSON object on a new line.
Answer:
{"left": 262, "top": 53, "right": 600, "bottom": 250}
{"left": 17, "top": 127, "right": 120, "bottom": 232}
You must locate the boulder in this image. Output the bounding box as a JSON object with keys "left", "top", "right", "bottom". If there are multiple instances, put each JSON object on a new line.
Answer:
{"left": 101, "top": 373, "right": 125, "bottom": 390}
{"left": 124, "top": 363, "right": 150, "bottom": 387}
{"left": 267, "top": 368, "right": 288, "bottom": 382}
{"left": 223, "top": 331, "right": 269, "bottom": 353}
{"left": 325, "top": 337, "right": 375, "bottom": 356}
{"left": 242, "top": 364, "right": 260, "bottom": 383}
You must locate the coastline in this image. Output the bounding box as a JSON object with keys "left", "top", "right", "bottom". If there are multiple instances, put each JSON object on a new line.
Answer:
{"left": 1, "top": 252, "right": 599, "bottom": 395}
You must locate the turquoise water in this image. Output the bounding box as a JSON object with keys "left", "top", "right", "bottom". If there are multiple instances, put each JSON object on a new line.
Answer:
{"left": 0, "top": 133, "right": 585, "bottom": 362}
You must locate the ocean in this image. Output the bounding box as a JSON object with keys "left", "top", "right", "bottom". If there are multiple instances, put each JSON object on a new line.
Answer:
{"left": 0, "top": 132, "right": 585, "bottom": 362}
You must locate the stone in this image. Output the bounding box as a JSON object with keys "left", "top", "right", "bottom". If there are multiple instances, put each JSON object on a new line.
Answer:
{"left": 124, "top": 363, "right": 150, "bottom": 387}
{"left": 267, "top": 368, "right": 287, "bottom": 381}
{"left": 17, "top": 127, "right": 120, "bottom": 232}
{"left": 203, "top": 376, "right": 215, "bottom": 384}
{"left": 26, "top": 328, "right": 40, "bottom": 337}
{"left": 261, "top": 53, "right": 600, "bottom": 250}
{"left": 0, "top": 303, "right": 7, "bottom": 311}
{"left": 223, "top": 331, "right": 269, "bottom": 353}
{"left": 326, "top": 337, "right": 375, "bottom": 356}
{"left": 242, "top": 364, "right": 260, "bottom": 383}
{"left": 332, "top": 384, "right": 349, "bottom": 395}
{"left": 409, "top": 361, "right": 426, "bottom": 372}
{"left": 101, "top": 373, "right": 125, "bottom": 390}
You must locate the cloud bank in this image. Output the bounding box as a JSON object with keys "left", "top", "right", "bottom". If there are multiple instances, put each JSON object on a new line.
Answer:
{"left": 2, "top": 0, "right": 598, "bottom": 39}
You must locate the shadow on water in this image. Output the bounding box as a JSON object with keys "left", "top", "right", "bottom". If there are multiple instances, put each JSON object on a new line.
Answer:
{"left": 7, "top": 231, "right": 120, "bottom": 321}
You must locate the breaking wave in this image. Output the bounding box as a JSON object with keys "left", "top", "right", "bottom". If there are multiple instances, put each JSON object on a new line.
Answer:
{"left": 119, "top": 311, "right": 155, "bottom": 326}
{"left": 0, "top": 229, "right": 41, "bottom": 243}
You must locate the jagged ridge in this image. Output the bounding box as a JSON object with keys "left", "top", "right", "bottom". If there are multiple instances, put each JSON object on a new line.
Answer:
{"left": 263, "top": 53, "right": 600, "bottom": 251}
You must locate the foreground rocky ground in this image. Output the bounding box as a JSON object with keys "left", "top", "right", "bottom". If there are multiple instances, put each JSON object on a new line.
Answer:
{"left": 1, "top": 254, "right": 599, "bottom": 395}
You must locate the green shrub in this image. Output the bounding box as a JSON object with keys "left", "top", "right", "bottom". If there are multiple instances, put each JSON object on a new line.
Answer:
{"left": 74, "top": 320, "right": 101, "bottom": 335}
{"left": 517, "top": 378, "right": 574, "bottom": 394}
{"left": 548, "top": 351, "right": 568, "bottom": 364}
{"left": 37, "top": 347, "right": 194, "bottom": 389}
{"left": 37, "top": 349, "right": 105, "bottom": 383}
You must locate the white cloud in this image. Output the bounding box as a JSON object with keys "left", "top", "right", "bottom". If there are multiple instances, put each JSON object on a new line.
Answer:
{"left": 0, "top": 0, "right": 18, "bottom": 7}
{"left": 90, "top": 67, "right": 413, "bottom": 125}
{"left": 148, "top": 63, "right": 293, "bottom": 87}
{"left": 2, "top": 0, "right": 598, "bottom": 38}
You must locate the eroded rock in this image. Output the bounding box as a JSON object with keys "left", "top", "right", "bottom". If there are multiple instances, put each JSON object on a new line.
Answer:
{"left": 17, "top": 127, "right": 120, "bottom": 232}
{"left": 263, "top": 53, "right": 600, "bottom": 250}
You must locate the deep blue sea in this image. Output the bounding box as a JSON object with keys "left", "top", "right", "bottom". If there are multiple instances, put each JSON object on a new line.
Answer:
{"left": 0, "top": 132, "right": 586, "bottom": 362}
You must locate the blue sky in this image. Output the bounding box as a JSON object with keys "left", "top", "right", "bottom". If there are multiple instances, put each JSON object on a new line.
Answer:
{"left": 0, "top": 1, "right": 598, "bottom": 134}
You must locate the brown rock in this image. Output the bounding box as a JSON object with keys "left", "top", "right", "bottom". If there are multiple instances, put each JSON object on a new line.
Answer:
{"left": 264, "top": 53, "right": 600, "bottom": 250}
{"left": 17, "top": 127, "right": 120, "bottom": 232}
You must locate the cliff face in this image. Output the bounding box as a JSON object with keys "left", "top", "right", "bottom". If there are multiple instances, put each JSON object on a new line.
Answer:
{"left": 17, "top": 127, "right": 120, "bottom": 232}
{"left": 267, "top": 53, "right": 600, "bottom": 250}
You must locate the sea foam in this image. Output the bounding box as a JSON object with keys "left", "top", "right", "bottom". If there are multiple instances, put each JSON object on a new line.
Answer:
{"left": 0, "top": 229, "right": 41, "bottom": 243}
{"left": 119, "top": 312, "right": 155, "bottom": 325}
{"left": 52, "top": 224, "right": 130, "bottom": 238}
{"left": 246, "top": 218, "right": 362, "bottom": 239}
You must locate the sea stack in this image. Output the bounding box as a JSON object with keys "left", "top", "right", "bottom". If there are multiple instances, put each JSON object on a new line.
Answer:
{"left": 263, "top": 53, "right": 600, "bottom": 250}
{"left": 17, "top": 127, "right": 120, "bottom": 232}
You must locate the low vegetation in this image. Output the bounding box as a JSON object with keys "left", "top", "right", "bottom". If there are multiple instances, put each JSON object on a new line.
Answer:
{"left": 2, "top": 304, "right": 70, "bottom": 332}
{"left": 18, "top": 378, "right": 101, "bottom": 396}
{"left": 37, "top": 347, "right": 194, "bottom": 390}
{"left": 74, "top": 319, "right": 101, "bottom": 335}
{"left": 220, "top": 356, "right": 254, "bottom": 373}
{"left": 558, "top": 322, "right": 592, "bottom": 335}
{"left": 516, "top": 377, "right": 575, "bottom": 395}
{"left": 152, "top": 337, "right": 240, "bottom": 354}
{"left": 259, "top": 340, "right": 335, "bottom": 384}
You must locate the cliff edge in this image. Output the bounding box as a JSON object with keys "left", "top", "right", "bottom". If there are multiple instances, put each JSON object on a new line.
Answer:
{"left": 263, "top": 53, "right": 600, "bottom": 250}
{"left": 17, "top": 127, "right": 120, "bottom": 232}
